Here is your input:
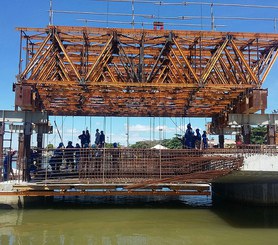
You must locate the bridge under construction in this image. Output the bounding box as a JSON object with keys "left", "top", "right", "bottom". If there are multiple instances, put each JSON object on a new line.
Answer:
{"left": 1, "top": 25, "right": 278, "bottom": 202}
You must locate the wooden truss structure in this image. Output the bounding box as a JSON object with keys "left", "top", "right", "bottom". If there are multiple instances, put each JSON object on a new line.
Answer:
{"left": 15, "top": 26, "right": 278, "bottom": 117}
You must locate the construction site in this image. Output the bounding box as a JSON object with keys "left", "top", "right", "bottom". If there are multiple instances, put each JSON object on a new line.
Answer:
{"left": 1, "top": 0, "right": 278, "bottom": 206}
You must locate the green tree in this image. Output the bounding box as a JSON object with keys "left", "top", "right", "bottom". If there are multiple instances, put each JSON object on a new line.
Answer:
{"left": 130, "top": 141, "right": 152, "bottom": 149}
{"left": 251, "top": 125, "right": 267, "bottom": 144}
{"left": 130, "top": 136, "right": 183, "bottom": 149}
{"left": 47, "top": 143, "right": 54, "bottom": 149}
{"left": 161, "top": 136, "right": 183, "bottom": 149}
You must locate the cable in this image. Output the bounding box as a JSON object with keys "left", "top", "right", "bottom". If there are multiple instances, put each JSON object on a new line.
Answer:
{"left": 170, "top": 117, "right": 185, "bottom": 134}
{"left": 98, "top": 0, "right": 278, "bottom": 10}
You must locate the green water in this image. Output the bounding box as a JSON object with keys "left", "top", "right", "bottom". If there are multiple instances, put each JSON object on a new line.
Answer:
{"left": 0, "top": 196, "right": 278, "bottom": 245}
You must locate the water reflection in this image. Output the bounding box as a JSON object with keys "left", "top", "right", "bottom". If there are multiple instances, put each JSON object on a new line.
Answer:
{"left": 0, "top": 196, "right": 278, "bottom": 245}
{"left": 213, "top": 203, "right": 278, "bottom": 228}
{"left": 21, "top": 195, "right": 212, "bottom": 209}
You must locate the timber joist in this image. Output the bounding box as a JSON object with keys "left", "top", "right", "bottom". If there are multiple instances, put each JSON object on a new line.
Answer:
{"left": 15, "top": 26, "right": 278, "bottom": 117}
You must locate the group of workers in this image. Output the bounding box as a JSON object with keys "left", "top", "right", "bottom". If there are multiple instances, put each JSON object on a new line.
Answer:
{"left": 49, "top": 129, "right": 107, "bottom": 171}
{"left": 78, "top": 129, "right": 105, "bottom": 148}
{"left": 2, "top": 125, "right": 210, "bottom": 180}
{"left": 182, "top": 123, "right": 208, "bottom": 149}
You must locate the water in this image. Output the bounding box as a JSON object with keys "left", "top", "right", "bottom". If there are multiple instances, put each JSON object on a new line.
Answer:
{"left": 1, "top": 196, "right": 278, "bottom": 245}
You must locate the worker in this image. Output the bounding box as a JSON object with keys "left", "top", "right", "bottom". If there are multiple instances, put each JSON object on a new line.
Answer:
{"left": 3, "top": 150, "right": 16, "bottom": 181}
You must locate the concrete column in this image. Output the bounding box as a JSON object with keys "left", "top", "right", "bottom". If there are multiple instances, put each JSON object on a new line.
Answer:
{"left": 17, "top": 133, "right": 24, "bottom": 181}
{"left": 219, "top": 134, "right": 224, "bottom": 148}
{"left": 242, "top": 124, "right": 251, "bottom": 144}
{"left": 267, "top": 125, "right": 276, "bottom": 145}
{"left": 36, "top": 124, "right": 44, "bottom": 169}
{"left": 0, "top": 122, "right": 4, "bottom": 182}
{"left": 23, "top": 122, "right": 32, "bottom": 181}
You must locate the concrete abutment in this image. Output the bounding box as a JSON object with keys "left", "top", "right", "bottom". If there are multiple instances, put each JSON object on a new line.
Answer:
{"left": 212, "top": 171, "right": 278, "bottom": 206}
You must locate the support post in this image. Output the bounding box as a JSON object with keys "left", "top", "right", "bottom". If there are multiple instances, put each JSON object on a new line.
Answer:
{"left": 219, "top": 134, "right": 224, "bottom": 148}
{"left": 17, "top": 133, "right": 24, "bottom": 181}
{"left": 242, "top": 124, "right": 251, "bottom": 144}
{"left": 138, "top": 36, "right": 145, "bottom": 82}
{"left": 23, "top": 122, "right": 32, "bottom": 181}
{"left": 267, "top": 125, "right": 276, "bottom": 145}
{"left": 37, "top": 124, "right": 44, "bottom": 169}
{"left": 0, "top": 122, "right": 4, "bottom": 181}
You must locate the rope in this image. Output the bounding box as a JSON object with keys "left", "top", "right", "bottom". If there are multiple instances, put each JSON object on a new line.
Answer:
{"left": 110, "top": 117, "right": 112, "bottom": 144}
{"left": 71, "top": 116, "right": 74, "bottom": 142}
{"left": 170, "top": 117, "right": 185, "bottom": 134}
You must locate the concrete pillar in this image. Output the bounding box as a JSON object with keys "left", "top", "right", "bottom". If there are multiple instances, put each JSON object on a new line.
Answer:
{"left": 219, "top": 135, "right": 224, "bottom": 148}
{"left": 23, "top": 122, "right": 32, "bottom": 181}
{"left": 36, "top": 125, "right": 44, "bottom": 169}
{"left": 17, "top": 133, "right": 25, "bottom": 181}
{"left": 0, "top": 122, "right": 4, "bottom": 182}
{"left": 242, "top": 124, "right": 251, "bottom": 144}
{"left": 267, "top": 125, "right": 276, "bottom": 145}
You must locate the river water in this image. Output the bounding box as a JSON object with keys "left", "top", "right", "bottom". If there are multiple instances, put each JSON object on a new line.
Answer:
{"left": 0, "top": 196, "right": 278, "bottom": 245}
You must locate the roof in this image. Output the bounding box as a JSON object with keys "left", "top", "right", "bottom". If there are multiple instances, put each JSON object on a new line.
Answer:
{"left": 151, "top": 144, "right": 168, "bottom": 149}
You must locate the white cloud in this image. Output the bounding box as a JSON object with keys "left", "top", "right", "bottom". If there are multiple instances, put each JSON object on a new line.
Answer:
{"left": 154, "top": 125, "right": 176, "bottom": 133}
{"left": 129, "top": 124, "right": 151, "bottom": 132}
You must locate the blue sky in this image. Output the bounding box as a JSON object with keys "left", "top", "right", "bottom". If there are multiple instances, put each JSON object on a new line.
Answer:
{"left": 1, "top": 0, "right": 278, "bottom": 147}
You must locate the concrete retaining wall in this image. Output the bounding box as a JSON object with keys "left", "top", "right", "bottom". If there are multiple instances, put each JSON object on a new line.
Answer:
{"left": 242, "top": 155, "right": 278, "bottom": 171}
{"left": 212, "top": 171, "right": 278, "bottom": 206}
{"left": 0, "top": 181, "right": 24, "bottom": 209}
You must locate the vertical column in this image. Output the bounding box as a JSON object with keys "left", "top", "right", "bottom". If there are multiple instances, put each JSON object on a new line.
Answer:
{"left": 0, "top": 122, "right": 4, "bottom": 181}
{"left": 242, "top": 124, "right": 251, "bottom": 144}
{"left": 267, "top": 125, "right": 276, "bottom": 145}
{"left": 23, "top": 122, "right": 32, "bottom": 181}
{"left": 36, "top": 124, "right": 44, "bottom": 169}
{"left": 17, "top": 133, "right": 25, "bottom": 181}
{"left": 138, "top": 35, "right": 145, "bottom": 82}
{"left": 218, "top": 134, "right": 224, "bottom": 148}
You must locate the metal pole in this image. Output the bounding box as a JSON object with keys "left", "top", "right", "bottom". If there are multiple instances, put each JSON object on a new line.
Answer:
{"left": 0, "top": 122, "right": 4, "bottom": 182}
{"left": 49, "top": 0, "right": 53, "bottom": 25}
{"left": 210, "top": 3, "right": 215, "bottom": 31}
{"left": 159, "top": 149, "right": 162, "bottom": 179}
{"left": 132, "top": 0, "right": 135, "bottom": 29}
{"left": 25, "top": 37, "right": 29, "bottom": 74}
{"left": 126, "top": 117, "right": 129, "bottom": 147}
{"left": 54, "top": 121, "right": 63, "bottom": 143}
{"left": 19, "top": 31, "right": 23, "bottom": 75}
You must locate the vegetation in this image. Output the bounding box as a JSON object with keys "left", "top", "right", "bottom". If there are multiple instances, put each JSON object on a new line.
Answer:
{"left": 105, "top": 143, "right": 121, "bottom": 148}
{"left": 130, "top": 140, "right": 157, "bottom": 149}
{"left": 161, "top": 135, "right": 183, "bottom": 149}
{"left": 46, "top": 143, "right": 54, "bottom": 149}
{"left": 250, "top": 125, "right": 267, "bottom": 144}
{"left": 130, "top": 135, "right": 183, "bottom": 149}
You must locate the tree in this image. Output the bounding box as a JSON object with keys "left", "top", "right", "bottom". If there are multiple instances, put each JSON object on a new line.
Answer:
{"left": 161, "top": 136, "right": 183, "bottom": 149}
{"left": 47, "top": 143, "right": 54, "bottom": 149}
{"left": 130, "top": 141, "right": 153, "bottom": 149}
{"left": 130, "top": 136, "right": 183, "bottom": 149}
{"left": 251, "top": 125, "right": 267, "bottom": 144}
